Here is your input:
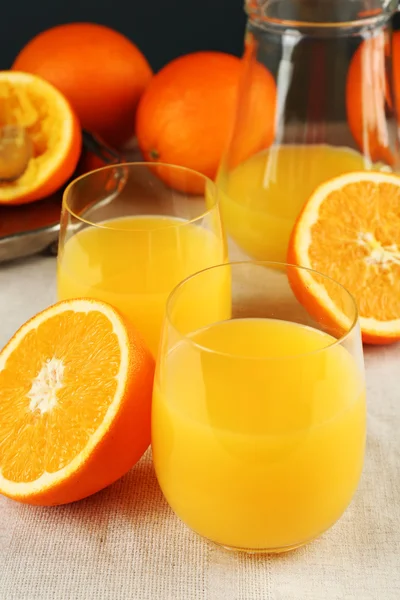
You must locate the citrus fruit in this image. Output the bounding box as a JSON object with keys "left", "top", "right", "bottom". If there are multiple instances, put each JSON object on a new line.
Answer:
{"left": 0, "top": 298, "right": 155, "bottom": 505}
{"left": 136, "top": 51, "right": 276, "bottom": 194}
{"left": 288, "top": 171, "right": 400, "bottom": 345}
{"left": 0, "top": 71, "right": 81, "bottom": 205}
{"left": 393, "top": 31, "right": 400, "bottom": 118}
{"left": 12, "top": 23, "right": 153, "bottom": 148}
{"left": 346, "top": 33, "right": 393, "bottom": 165}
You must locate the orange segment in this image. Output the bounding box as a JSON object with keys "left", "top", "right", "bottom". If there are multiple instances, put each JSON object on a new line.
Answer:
{"left": 0, "top": 71, "right": 82, "bottom": 205}
{"left": 288, "top": 171, "right": 400, "bottom": 345}
{"left": 0, "top": 299, "right": 154, "bottom": 505}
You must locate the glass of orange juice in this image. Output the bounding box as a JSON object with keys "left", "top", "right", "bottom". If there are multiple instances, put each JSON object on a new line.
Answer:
{"left": 57, "top": 163, "right": 227, "bottom": 356}
{"left": 152, "top": 261, "right": 366, "bottom": 553}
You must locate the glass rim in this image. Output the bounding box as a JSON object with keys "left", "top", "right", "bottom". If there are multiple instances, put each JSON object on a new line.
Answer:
{"left": 165, "top": 260, "right": 360, "bottom": 361}
{"left": 62, "top": 161, "right": 219, "bottom": 232}
{"left": 245, "top": 0, "right": 397, "bottom": 30}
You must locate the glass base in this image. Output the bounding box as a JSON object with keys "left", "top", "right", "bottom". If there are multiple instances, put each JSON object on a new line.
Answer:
{"left": 210, "top": 535, "right": 318, "bottom": 555}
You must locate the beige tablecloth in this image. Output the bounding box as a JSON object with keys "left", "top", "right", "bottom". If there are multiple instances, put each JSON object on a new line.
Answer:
{"left": 1, "top": 255, "right": 399, "bottom": 600}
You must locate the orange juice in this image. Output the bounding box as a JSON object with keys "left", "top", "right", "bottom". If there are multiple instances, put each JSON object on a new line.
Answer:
{"left": 152, "top": 318, "right": 366, "bottom": 551}
{"left": 57, "top": 216, "right": 227, "bottom": 355}
{"left": 218, "top": 144, "right": 374, "bottom": 262}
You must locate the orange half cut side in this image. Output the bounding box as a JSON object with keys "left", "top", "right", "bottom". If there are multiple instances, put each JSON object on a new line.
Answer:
{"left": 0, "top": 298, "right": 154, "bottom": 505}
{"left": 288, "top": 171, "right": 400, "bottom": 345}
{"left": 0, "top": 71, "right": 82, "bottom": 205}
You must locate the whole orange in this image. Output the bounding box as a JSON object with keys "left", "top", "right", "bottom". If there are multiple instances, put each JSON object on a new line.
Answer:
{"left": 346, "top": 32, "right": 396, "bottom": 165}
{"left": 136, "top": 51, "right": 276, "bottom": 194}
{"left": 12, "top": 23, "right": 153, "bottom": 148}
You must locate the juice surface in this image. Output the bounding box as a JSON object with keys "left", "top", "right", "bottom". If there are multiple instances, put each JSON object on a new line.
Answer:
{"left": 218, "top": 144, "right": 372, "bottom": 262}
{"left": 57, "top": 215, "right": 226, "bottom": 355}
{"left": 152, "top": 318, "right": 366, "bottom": 551}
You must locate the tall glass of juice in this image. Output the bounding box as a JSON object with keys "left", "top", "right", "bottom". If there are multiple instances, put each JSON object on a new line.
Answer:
{"left": 57, "top": 163, "right": 227, "bottom": 356}
{"left": 152, "top": 261, "right": 366, "bottom": 553}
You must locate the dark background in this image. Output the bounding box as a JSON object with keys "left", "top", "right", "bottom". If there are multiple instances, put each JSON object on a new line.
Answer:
{"left": 1, "top": 0, "right": 247, "bottom": 71}
{"left": 2, "top": 2, "right": 400, "bottom": 73}
{"left": 2, "top": 1, "right": 399, "bottom": 125}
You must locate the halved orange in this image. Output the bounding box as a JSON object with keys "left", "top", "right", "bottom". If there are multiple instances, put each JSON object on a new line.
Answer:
{"left": 0, "top": 71, "right": 82, "bottom": 205}
{"left": 0, "top": 299, "right": 154, "bottom": 505}
{"left": 288, "top": 171, "right": 400, "bottom": 345}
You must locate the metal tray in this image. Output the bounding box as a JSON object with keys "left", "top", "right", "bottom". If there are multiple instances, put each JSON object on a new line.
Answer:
{"left": 0, "top": 131, "right": 130, "bottom": 264}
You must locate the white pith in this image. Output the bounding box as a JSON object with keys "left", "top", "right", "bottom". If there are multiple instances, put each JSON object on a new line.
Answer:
{"left": 28, "top": 357, "right": 65, "bottom": 414}
{"left": 357, "top": 232, "right": 400, "bottom": 271}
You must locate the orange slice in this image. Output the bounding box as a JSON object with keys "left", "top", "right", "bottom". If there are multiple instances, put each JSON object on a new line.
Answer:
{"left": 0, "top": 71, "right": 82, "bottom": 205}
{"left": 288, "top": 171, "right": 400, "bottom": 345}
{"left": 0, "top": 299, "right": 154, "bottom": 505}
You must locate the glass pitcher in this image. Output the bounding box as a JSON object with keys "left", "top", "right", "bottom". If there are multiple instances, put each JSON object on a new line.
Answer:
{"left": 217, "top": 0, "right": 400, "bottom": 263}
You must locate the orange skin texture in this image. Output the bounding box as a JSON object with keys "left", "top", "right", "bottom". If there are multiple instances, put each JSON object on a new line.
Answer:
{"left": 136, "top": 51, "right": 276, "bottom": 194}
{"left": 392, "top": 31, "right": 400, "bottom": 142}
{"left": 13, "top": 23, "right": 153, "bottom": 148}
{"left": 0, "top": 300, "right": 155, "bottom": 506}
{"left": 359, "top": 331, "right": 400, "bottom": 346}
{"left": 287, "top": 212, "right": 400, "bottom": 347}
{"left": 346, "top": 33, "right": 394, "bottom": 166}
